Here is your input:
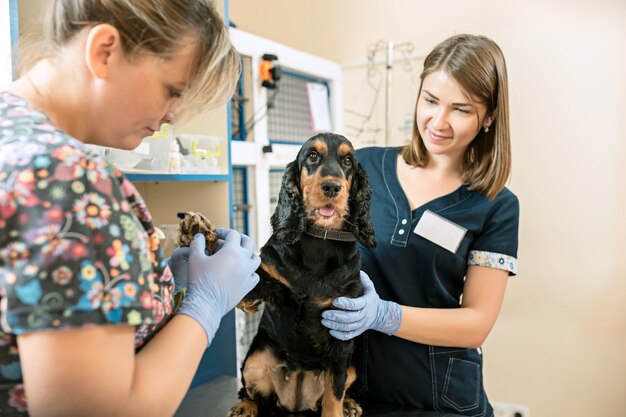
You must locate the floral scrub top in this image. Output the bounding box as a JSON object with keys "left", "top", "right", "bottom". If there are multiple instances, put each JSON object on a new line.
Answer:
{"left": 0, "top": 91, "right": 175, "bottom": 416}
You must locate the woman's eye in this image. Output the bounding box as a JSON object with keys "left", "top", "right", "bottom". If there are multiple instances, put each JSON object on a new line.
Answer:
{"left": 343, "top": 156, "right": 353, "bottom": 166}
{"left": 456, "top": 107, "right": 470, "bottom": 114}
{"left": 169, "top": 89, "right": 182, "bottom": 99}
{"left": 308, "top": 152, "right": 319, "bottom": 162}
{"left": 424, "top": 98, "right": 435, "bottom": 104}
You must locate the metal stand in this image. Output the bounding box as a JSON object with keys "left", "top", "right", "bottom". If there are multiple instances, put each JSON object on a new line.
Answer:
{"left": 368, "top": 41, "right": 418, "bottom": 145}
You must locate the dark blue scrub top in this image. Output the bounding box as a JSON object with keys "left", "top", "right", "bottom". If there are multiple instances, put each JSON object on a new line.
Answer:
{"left": 351, "top": 147, "right": 519, "bottom": 417}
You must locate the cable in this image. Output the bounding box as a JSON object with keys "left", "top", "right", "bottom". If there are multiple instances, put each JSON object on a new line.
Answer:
{"left": 242, "top": 86, "right": 279, "bottom": 140}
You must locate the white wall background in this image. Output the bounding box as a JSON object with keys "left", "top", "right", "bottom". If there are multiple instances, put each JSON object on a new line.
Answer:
{"left": 230, "top": 1, "right": 626, "bottom": 416}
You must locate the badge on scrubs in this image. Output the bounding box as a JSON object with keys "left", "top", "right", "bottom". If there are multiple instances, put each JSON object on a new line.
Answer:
{"left": 414, "top": 209, "right": 467, "bottom": 253}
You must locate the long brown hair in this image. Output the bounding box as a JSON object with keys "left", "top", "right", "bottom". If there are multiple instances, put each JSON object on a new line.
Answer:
{"left": 21, "top": 0, "right": 240, "bottom": 118}
{"left": 401, "top": 34, "right": 511, "bottom": 200}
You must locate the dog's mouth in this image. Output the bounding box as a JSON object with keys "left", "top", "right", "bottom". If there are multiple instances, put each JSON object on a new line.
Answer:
{"left": 316, "top": 205, "right": 336, "bottom": 217}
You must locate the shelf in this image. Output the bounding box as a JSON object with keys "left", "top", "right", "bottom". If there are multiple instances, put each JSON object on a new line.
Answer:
{"left": 124, "top": 173, "right": 230, "bottom": 182}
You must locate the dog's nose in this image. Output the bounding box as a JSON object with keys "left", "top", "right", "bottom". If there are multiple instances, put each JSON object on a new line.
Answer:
{"left": 321, "top": 181, "right": 342, "bottom": 197}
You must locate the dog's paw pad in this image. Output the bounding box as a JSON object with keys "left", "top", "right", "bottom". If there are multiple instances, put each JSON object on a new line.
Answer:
{"left": 227, "top": 399, "right": 258, "bottom": 417}
{"left": 176, "top": 211, "right": 218, "bottom": 254}
{"left": 343, "top": 397, "right": 363, "bottom": 417}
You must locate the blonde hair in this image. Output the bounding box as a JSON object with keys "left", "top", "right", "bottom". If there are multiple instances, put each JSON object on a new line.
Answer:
{"left": 22, "top": 0, "right": 240, "bottom": 118}
{"left": 401, "top": 34, "right": 511, "bottom": 200}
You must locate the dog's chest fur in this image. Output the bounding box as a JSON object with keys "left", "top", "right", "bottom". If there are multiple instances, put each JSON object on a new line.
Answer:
{"left": 259, "top": 235, "right": 363, "bottom": 367}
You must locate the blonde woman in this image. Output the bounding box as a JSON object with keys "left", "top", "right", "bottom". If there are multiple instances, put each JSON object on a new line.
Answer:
{"left": 322, "top": 34, "right": 519, "bottom": 417}
{"left": 0, "top": 1, "right": 259, "bottom": 416}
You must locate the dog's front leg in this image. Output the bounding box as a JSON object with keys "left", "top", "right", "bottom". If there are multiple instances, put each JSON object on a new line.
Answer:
{"left": 321, "top": 363, "right": 362, "bottom": 417}
{"left": 237, "top": 261, "right": 289, "bottom": 312}
{"left": 321, "top": 363, "right": 349, "bottom": 417}
{"left": 343, "top": 365, "right": 362, "bottom": 417}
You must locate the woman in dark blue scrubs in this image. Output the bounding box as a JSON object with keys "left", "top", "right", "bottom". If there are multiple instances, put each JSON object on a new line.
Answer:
{"left": 321, "top": 34, "right": 519, "bottom": 417}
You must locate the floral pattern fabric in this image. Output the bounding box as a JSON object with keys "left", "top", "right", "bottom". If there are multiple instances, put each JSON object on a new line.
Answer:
{"left": 0, "top": 91, "right": 175, "bottom": 415}
{"left": 468, "top": 250, "right": 517, "bottom": 275}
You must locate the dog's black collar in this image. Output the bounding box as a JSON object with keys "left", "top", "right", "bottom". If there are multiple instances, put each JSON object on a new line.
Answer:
{"left": 305, "top": 226, "right": 357, "bottom": 242}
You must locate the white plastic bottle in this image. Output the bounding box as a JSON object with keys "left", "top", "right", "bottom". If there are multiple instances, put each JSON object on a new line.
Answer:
{"left": 168, "top": 139, "right": 181, "bottom": 174}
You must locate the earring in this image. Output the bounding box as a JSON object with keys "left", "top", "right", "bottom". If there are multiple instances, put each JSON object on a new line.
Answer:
{"left": 484, "top": 126, "right": 489, "bottom": 133}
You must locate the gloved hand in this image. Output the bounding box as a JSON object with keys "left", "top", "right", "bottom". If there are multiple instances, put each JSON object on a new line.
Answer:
{"left": 168, "top": 247, "right": 189, "bottom": 294}
{"left": 321, "top": 271, "right": 402, "bottom": 341}
{"left": 168, "top": 228, "right": 253, "bottom": 293}
{"left": 177, "top": 229, "right": 261, "bottom": 345}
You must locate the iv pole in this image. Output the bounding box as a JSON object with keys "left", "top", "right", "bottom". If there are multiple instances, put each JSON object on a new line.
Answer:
{"left": 343, "top": 41, "right": 423, "bottom": 146}
{"left": 376, "top": 41, "right": 418, "bottom": 145}
{"left": 385, "top": 41, "right": 394, "bottom": 146}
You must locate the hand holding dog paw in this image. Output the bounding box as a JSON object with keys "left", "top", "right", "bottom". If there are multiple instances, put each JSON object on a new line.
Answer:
{"left": 321, "top": 271, "right": 402, "bottom": 340}
{"left": 168, "top": 247, "right": 190, "bottom": 293}
{"left": 177, "top": 230, "right": 261, "bottom": 345}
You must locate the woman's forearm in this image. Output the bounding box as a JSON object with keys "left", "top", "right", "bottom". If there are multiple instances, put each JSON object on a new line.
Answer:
{"left": 20, "top": 315, "right": 210, "bottom": 417}
{"left": 394, "top": 305, "right": 492, "bottom": 348}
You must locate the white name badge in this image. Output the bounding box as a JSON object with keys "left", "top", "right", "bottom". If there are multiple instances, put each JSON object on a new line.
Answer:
{"left": 414, "top": 210, "right": 467, "bottom": 253}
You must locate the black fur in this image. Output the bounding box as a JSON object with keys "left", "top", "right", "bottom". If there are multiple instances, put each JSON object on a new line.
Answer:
{"left": 231, "top": 133, "right": 374, "bottom": 417}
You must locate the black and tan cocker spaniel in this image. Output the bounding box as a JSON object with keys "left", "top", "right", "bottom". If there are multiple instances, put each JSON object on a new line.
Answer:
{"left": 228, "top": 133, "right": 375, "bottom": 417}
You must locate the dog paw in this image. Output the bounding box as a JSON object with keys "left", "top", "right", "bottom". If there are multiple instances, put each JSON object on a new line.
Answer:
{"left": 227, "top": 399, "right": 258, "bottom": 417}
{"left": 237, "top": 299, "right": 262, "bottom": 313}
{"left": 343, "top": 397, "right": 362, "bottom": 417}
{"left": 176, "top": 211, "right": 218, "bottom": 254}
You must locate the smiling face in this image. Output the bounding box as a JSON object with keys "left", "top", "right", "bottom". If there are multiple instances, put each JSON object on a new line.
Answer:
{"left": 297, "top": 135, "right": 357, "bottom": 230}
{"left": 415, "top": 70, "right": 491, "bottom": 164}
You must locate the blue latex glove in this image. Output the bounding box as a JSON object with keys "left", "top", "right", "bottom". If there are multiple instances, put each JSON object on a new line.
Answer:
{"left": 177, "top": 229, "right": 260, "bottom": 345}
{"left": 321, "top": 271, "right": 402, "bottom": 341}
{"left": 168, "top": 228, "right": 254, "bottom": 293}
{"left": 168, "top": 249, "right": 189, "bottom": 294}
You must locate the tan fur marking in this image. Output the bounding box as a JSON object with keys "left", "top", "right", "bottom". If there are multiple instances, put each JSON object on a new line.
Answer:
{"left": 310, "top": 297, "right": 334, "bottom": 308}
{"left": 261, "top": 262, "right": 292, "bottom": 289}
{"left": 297, "top": 371, "right": 325, "bottom": 412}
{"left": 271, "top": 369, "right": 324, "bottom": 412}
{"left": 300, "top": 166, "right": 316, "bottom": 197}
{"left": 237, "top": 298, "right": 262, "bottom": 313}
{"left": 227, "top": 398, "right": 258, "bottom": 417}
{"left": 243, "top": 350, "right": 278, "bottom": 397}
{"left": 305, "top": 173, "right": 350, "bottom": 230}
{"left": 338, "top": 142, "right": 353, "bottom": 157}
{"left": 312, "top": 139, "right": 328, "bottom": 155}
{"left": 270, "top": 368, "right": 298, "bottom": 411}
{"left": 302, "top": 166, "right": 351, "bottom": 230}
{"left": 321, "top": 371, "right": 344, "bottom": 417}
{"left": 242, "top": 350, "right": 325, "bottom": 413}
{"left": 345, "top": 365, "right": 357, "bottom": 390}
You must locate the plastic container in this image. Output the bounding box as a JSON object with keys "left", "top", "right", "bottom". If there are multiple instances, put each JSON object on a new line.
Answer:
{"left": 168, "top": 139, "right": 181, "bottom": 174}
{"left": 178, "top": 134, "right": 223, "bottom": 174}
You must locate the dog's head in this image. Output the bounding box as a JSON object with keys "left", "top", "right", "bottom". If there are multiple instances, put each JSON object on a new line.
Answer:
{"left": 270, "top": 133, "right": 375, "bottom": 249}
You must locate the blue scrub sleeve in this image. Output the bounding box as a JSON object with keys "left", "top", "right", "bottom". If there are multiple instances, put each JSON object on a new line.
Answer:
{"left": 468, "top": 190, "right": 520, "bottom": 276}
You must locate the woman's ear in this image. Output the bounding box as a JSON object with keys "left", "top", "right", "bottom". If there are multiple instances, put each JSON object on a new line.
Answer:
{"left": 484, "top": 109, "right": 497, "bottom": 130}
{"left": 84, "top": 24, "right": 122, "bottom": 80}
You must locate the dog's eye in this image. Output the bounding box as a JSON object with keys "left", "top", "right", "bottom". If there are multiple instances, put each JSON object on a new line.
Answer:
{"left": 308, "top": 152, "right": 319, "bottom": 163}
{"left": 343, "top": 156, "right": 353, "bottom": 167}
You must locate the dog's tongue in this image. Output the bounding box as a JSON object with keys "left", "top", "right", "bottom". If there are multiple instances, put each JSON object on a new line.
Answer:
{"left": 319, "top": 206, "right": 335, "bottom": 217}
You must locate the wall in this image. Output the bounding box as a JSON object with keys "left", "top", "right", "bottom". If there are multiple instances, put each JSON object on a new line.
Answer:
{"left": 230, "top": 1, "right": 626, "bottom": 416}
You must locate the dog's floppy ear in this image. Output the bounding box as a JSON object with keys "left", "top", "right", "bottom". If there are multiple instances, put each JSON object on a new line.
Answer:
{"left": 270, "top": 160, "right": 306, "bottom": 244}
{"left": 350, "top": 162, "right": 376, "bottom": 249}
